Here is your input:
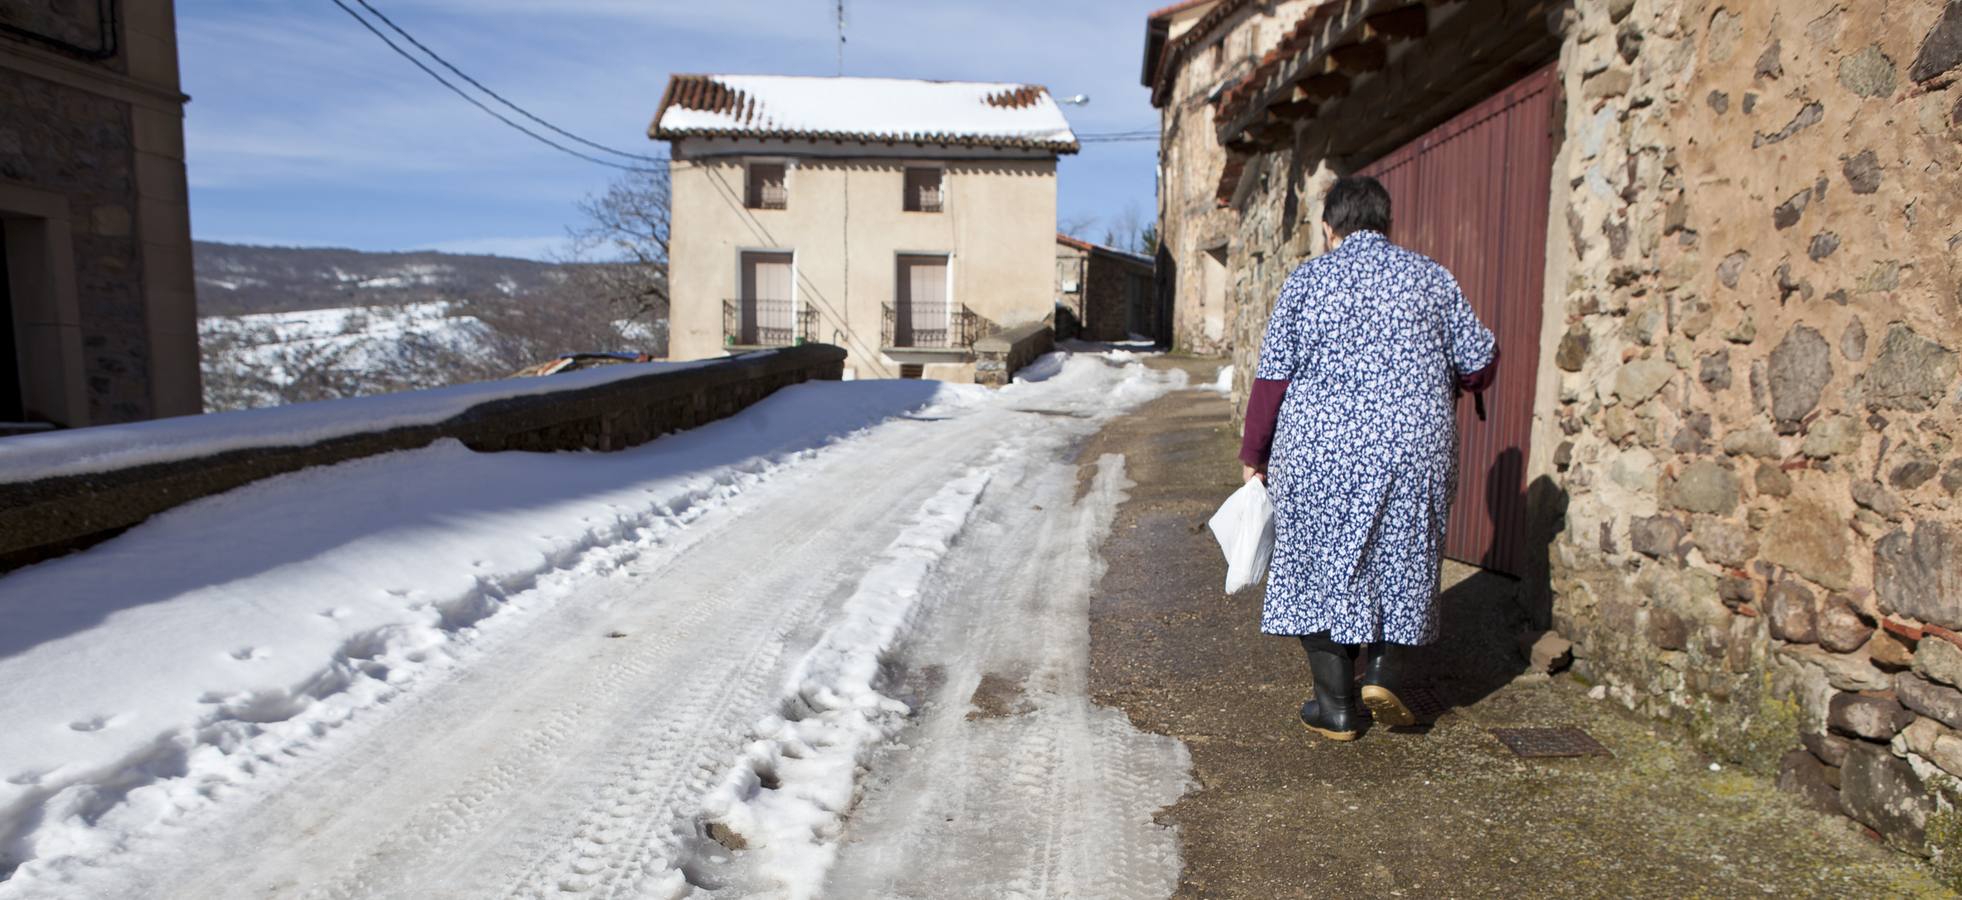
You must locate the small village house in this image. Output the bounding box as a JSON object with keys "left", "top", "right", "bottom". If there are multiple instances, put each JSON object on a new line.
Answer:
{"left": 1055, "top": 233, "right": 1163, "bottom": 344}
{"left": 652, "top": 75, "right": 1078, "bottom": 381}
{"left": 1, "top": 1, "right": 200, "bottom": 430}
{"left": 1145, "top": 0, "right": 1962, "bottom": 851}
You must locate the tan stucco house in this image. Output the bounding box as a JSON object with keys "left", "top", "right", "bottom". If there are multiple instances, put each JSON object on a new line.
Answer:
{"left": 651, "top": 74, "right": 1077, "bottom": 381}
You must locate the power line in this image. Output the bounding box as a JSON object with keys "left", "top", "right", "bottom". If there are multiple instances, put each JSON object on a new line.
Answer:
{"left": 329, "top": 0, "right": 665, "bottom": 173}
{"left": 350, "top": 0, "right": 666, "bottom": 164}
{"left": 1075, "top": 130, "right": 1161, "bottom": 143}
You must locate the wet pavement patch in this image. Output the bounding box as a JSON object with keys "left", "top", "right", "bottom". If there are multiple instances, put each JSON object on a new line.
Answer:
{"left": 1082, "top": 357, "right": 1953, "bottom": 898}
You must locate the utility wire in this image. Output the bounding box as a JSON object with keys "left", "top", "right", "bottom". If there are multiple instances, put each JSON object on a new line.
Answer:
{"left": 350, "top": 0, "right": 666, "bottom": 164}
{"left": 1076, "top": 130, "right": 1161, "bottom": 143}
{"left": 329, "top": 0, "right": 665, "bottom": 173}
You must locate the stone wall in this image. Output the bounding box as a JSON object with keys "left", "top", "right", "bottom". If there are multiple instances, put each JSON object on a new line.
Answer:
{"left": 1194, "top": 0, "right": 1962, "bottom": 863}
{"left": 0, "top": 346, "right": 846, "bottom": 571}
{"left": 1543, "top": 0, "right": 1962, "bottom": 856}
{"left": 0, "top": 67, "right": 149, "bottom": 422}
{"left": 1153, "top": 0, "right": 1319, "bottom": 359}
{"left": 2, "top": 0, "right": 200, "bottom": 425}
{"left": 973, "top": 321, "right": 1055, "bottom": 388}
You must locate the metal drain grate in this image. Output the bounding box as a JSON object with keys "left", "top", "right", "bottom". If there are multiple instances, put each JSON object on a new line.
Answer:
{"left": 1398, "top": 686, "right": 1448, "bottom": 723}
{"left": 1490, "top": 726, "right": 1612, "bottom": 758}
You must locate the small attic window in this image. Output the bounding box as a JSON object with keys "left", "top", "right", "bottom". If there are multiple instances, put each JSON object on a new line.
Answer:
{"left": 746, "top": 162, "right": 787, "bottom": 209}
{"left": 904, "top": 167, "right": 943, "bottom": 213}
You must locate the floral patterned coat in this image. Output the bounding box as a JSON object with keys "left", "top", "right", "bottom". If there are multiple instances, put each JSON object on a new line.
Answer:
{"left": 1248, "top": 230, "right": 1496, "bottom": 645}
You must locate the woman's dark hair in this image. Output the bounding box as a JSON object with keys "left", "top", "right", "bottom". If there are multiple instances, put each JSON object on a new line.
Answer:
{"left": 1322, "top": 175, "right": 1392, "bottom": 237}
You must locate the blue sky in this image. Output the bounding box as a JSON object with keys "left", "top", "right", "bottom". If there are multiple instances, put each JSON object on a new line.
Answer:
{"left": 178, "top": 0, "right": 1163, "bottom": 260}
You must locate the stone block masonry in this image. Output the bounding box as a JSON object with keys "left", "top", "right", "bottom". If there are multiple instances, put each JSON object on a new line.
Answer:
{"left": 0, "top": 346, "right": 845, "bottom": 571}
{"left": 1540, "top": 0, "right": 1962, "bottom": 861}
{"left": 973, "top": 321, "right": 1054, "bottom": 388}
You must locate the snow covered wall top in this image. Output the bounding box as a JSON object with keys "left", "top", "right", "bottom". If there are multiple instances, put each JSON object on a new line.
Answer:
{"left": 652, "top": 75, "right": 1080, "bottom": 153}
{"left": 0, "top": 346, "right": 847, "bottom": 570}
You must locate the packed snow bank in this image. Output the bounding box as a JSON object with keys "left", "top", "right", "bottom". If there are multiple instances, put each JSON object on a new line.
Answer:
{"left": 0, "top": 357, "right": 719, "bottom": 485}
{"left": 0, "top": 377, "right": 946, "bottom": 886}
{"left": 699, "top": 467, "right": 994, "bottom": 898}
{"left": 686, "top": 353, "right": 1191, "bottom": 897}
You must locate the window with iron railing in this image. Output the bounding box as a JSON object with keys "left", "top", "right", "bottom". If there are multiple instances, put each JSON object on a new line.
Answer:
{"left": 746, "top": 162, "right": 787, "bottom": 210}
{"left": 882, "top": 302, "right": 977, "bottom": 349}
{"left": 903, "top": 167, "right": 943, "bottom": 213}
{"left": 724, "top": 298, "right": 816, "bottom": 347}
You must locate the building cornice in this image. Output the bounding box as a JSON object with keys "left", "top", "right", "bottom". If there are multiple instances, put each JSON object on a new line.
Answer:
{"left": 0, "top": 41, "right": 188, "bottom": 112}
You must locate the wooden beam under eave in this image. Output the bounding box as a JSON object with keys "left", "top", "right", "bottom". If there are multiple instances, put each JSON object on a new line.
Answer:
{"left": 1270, "top": 98, "right": 1319, "bottom": 121}
{"left": 1364, "top": 4, "right": 1430, "bottom": 40}
{"left": 1252, "top": 121, "right": 1293, "bottom": 144}
{"left": 1293, "top": 71, "right": 1351, "bottom": 103}
{"left": 1329, "top": 40, "right": 1388, "bottom": 74}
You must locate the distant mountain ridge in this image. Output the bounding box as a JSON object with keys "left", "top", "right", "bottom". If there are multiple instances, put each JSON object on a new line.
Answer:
{"left": 194, "top": 241, "right": 577, "bottom": 316}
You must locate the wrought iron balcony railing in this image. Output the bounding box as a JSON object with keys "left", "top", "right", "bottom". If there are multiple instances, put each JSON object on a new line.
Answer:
{"left": 882, "top": 302, "right": 978, "bottom": 349}
{"left": 724, "top": 298, "right": 816, "bottom": 347}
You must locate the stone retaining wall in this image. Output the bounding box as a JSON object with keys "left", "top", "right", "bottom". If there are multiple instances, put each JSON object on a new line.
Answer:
{"left": 1541, "top": 0, "right": 1962, "bottom": 859}
{"left": 974, "top": 321, "right": 1056, "bottom": 388}
{"left": 0, "top": 345, "right": 846, "bottom": 571}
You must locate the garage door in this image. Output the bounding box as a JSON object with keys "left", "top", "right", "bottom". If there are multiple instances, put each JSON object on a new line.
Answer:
{"left": 1356, "top": 63, "right": 1555, "bottom": 576}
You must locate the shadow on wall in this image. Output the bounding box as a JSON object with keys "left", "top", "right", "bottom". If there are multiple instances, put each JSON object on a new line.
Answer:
{"left": 1416, "top": 454, "right": 1569, "bottom": 716}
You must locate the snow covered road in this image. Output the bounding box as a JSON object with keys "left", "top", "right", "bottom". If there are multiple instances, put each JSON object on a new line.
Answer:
{"left": 0, "top": 353, "right": 1194, "bottom": 899}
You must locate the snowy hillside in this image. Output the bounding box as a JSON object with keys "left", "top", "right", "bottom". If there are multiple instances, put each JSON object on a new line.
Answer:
{"left": 195, "top": 243, "right": 668, "bottom": 412}
{"left": 199, "top": 302, "right": 500, "bottom": 411}
{"left": 193, "top": 242, "right": 572, "bottom": 317}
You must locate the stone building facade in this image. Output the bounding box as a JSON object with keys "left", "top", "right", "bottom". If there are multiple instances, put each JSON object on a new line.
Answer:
{"left": 1148, "top": 0, "right": 1962, "bottom": 862}
{"left": 1145, "top": 0, "right": 1320, "bottom": 357}
{"left": 1055, "top": 233, "right": 1159, "bottom": 343}
{"left": 0, "top": 0, "right": 201, "bottom": 428}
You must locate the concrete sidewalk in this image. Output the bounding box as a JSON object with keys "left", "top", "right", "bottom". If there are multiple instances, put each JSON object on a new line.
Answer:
{"left": 1079, "top": 358, "right": 1949, "bottom": 898}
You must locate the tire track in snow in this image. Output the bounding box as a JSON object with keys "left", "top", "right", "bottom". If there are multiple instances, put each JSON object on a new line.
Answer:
{"left": 130, "top": 398, "right": 1030, "bottom": 900}
{"left": 820, "top": 449, "right": 1193, "bottom": 900}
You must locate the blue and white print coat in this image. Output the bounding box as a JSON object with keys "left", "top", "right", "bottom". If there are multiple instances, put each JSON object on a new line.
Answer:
{"left": 1253, "top": 230, "right": 1496, "bottom": 645}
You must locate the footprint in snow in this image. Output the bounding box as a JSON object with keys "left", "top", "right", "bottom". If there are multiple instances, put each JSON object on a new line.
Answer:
{"left": 69, "top": 715, "right": 113, "bottom": 732}
{"left": 6, "top": 769, "right": 47, "bottom": 786}
{"left": 318, "top": 607, "right": 351, "bottom": 619}
{"left": 231, "top": 646, "right": 270, "bottom": 661}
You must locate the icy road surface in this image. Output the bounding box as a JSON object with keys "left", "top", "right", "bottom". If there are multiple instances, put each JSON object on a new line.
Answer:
{"left": 0, "top": 352, "right": 1192, "bottom": 899}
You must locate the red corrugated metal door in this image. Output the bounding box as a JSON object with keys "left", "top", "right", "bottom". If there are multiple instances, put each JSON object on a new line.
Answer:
{"left": 1357, "top": 64, "right": 1555, "bottom": 576}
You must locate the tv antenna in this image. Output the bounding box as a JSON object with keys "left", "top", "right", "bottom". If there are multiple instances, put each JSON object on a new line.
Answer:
{"left": 835, "top": 0, "right": 846, "bottom": 75}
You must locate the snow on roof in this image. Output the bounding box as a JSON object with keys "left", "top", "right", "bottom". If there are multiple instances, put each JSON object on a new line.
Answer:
{"left": 652, "top": 75, "right": 1079, "bottom": 154}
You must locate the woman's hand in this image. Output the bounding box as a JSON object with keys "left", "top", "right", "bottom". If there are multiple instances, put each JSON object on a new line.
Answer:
{"left": 1243, "top": 463, "right": 1267, "bottom": 485}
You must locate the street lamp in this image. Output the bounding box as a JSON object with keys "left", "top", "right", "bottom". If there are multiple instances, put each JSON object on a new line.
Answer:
{"left": 1057, "top": 94, "right": 1090, "bottom": 106}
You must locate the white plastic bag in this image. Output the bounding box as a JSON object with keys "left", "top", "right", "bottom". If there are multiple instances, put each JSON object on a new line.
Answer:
{"left": 1207, "top": 478, "right": 1275, "bottom": 594}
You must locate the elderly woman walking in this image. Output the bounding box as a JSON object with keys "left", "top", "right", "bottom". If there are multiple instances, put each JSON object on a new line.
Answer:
{"left": 1238, "top": 175, "right": 1498, "bottom": 741}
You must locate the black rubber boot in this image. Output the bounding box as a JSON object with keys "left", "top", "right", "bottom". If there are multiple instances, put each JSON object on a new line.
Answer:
{"left": 1360, "top": 641, "right": 1417, "bottom": 727}
{"left": 1297, "top": 633, "right": 1360, "bottom": 741}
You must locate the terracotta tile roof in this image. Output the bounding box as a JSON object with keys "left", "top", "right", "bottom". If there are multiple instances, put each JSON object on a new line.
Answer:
{"left": 1146, "top": 0, "right": 1220, "bottom": 22}
{"left": 1056, "top": 233, "right": 1154, "bottom": 265}
{"left": 652, "top": 75, "right": 1079, "bottom": 153}
{"left": 1214, "top": 2, "right": 1346, "bottom": 123}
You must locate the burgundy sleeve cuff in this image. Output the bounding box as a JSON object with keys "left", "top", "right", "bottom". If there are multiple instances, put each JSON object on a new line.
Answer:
{"left": 1457, "top": 345, "right": 1500, "bottom": 393}
{"left": 1239, "top": 378, "right": 1288, "bottom": 468}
